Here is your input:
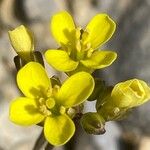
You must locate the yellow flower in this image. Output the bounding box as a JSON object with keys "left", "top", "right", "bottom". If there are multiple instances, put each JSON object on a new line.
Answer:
{"left": 9, "top": 62, "right": 94, "bottom": 146}
{"left": 97, "top": 79, "right": 150, "bottom": 121}
{"left": 45, "top": 11, "right": 117, "bottom": 75}
{"left": 8, "top": 25, "right": 34, "bottom": 61}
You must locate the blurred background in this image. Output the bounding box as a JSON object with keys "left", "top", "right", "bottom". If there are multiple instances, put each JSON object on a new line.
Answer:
{"left": 0, "top": 0, "right": 150, "bottom": 149}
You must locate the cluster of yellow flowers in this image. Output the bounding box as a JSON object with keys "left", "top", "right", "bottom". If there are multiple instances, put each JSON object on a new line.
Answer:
{"left": 8, "top": 11, "right": 150, "bottom": 146}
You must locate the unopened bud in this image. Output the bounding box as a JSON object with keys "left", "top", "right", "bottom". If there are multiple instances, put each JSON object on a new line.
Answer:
{"left": 9, "top": 25, "right": 34, "bottom": 61}
{"left": 80, "top": 112, "right": 105, "bottom": 135}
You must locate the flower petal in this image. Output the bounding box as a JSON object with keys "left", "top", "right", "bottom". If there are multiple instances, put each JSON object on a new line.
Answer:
{"left": 44, "top": 114, "right": 75, "bottom": 146}
{"left": 81, "top": 51, "right": 117, "bottom": 69}
{"left": 45, "top": 50, "right": 78, "bottom": 72}
{"left": 17, "top": 62, "right": 51, "bottom": 98}
{"left": 56, "top": 72, "right": 94, "bottom": 107}
{"left": 137, "top": 80, "right": 150, "bottom": 105}
{"left": 85, "top": 14, "right": 116, "bottom": 49}
{"left": 8, "top": 25, "right": 34, "bottom": 61}
{"left": 50, "top": 11, "right": 75, "bottom": 45}
{"left": 9, "top": 97, "right": 44, "bottom": 126}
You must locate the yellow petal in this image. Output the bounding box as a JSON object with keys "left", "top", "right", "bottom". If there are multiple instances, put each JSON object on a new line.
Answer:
{"left": 44, "top": 114, "right": 75, "bottom": 146}
{"left": 80, "top": 50, "right": 117, "bottom": 69}
{"left": 45, "top": 50, "right": 78, "bottom": 72}
{"left": 50, "top": 11, "right": 75, "bottom": 45}
{"left": 137, "top": 80, "right": 150, "bottom": 105}
{"left": 17, "top": 62, "right": 51, "bottom": 98}
{"left": 56, "top": 72, "right": 94, "bottom": 107}
{"left": 8, "top": 25, "right": 34, "bottom": 61}
{"left": 85, "top": 14, "right": 116, "bottom": 49}
{"left": 9, "top": 97, "right": 44, "bottom": 126}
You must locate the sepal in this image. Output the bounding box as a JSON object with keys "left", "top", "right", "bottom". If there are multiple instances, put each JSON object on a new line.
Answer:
{"left": 14, "top": 51, "right": 44, "bottom": 70}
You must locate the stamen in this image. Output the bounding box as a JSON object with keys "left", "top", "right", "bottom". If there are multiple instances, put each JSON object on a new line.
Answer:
{"left": 81, "top": 29, "right": 89, "bottom": 42}
{"left": 47, "top": 88, "right": 52, "bottom": 98}
{"left": 86, "top": 43, "right": 91, "bottom": 50}
{"left": 75, "top": 27, "right": 82, "bottom": 40}
{"left": 64, "top": 42, "right": 72, "bottom": 55}
{"left": 39, "top": 98, "right": 45, "bottom": 105}
{"left": 67, "top": 108, "right": 76, "bottom": 118}
{"left": 52, "top": 85, "right": 60, "bottom": 96}
{"left": 39, "top": 104, "right": 52, "bottom": 116}
{"left": 63, "top": 27, "right": 93, "bottom": 61}
{"left": 39, "top": 105, "right": 46, "bottom": 113}
{"left": 113, "top": 107, "right": 120, "bottom": 115}
{"left": 59, "top": 106, "right": 66, "bottom": 115}
{"left": 87, "top": 48, "right": 94, "bottom": 58}
{"left": 76, "top": 40, "right": 81, "bottom": 52}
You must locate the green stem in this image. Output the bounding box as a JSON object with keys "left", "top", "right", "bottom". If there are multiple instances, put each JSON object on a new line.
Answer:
{"left": 33, "top": 130, "right": 48, "bottom": 150}
{"left": 45, "top": 143, "right": 54, "bottom": 150}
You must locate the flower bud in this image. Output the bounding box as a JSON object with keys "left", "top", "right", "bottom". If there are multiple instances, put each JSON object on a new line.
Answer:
{"left": 97, "top": 79, "right": 150, "bottom": 121}
{"left": 111, "top": 79, "right": 150, "bottom": 108}
{"left": 80, "top": 112, "right": 105, "bottom": 135}
{"left": 9, "top": 25, "right": 34, "bottom": 61}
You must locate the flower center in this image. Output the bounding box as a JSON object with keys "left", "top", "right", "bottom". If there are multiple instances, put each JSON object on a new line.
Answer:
{"left": 38, "top": 86, "right": 66, "bottom": 116}
{"left": 62, "top": 27, "right": 94, "bottom": 61}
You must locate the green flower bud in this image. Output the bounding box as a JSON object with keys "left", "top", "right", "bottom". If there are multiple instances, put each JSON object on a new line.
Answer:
{"left": 80, "top": 112, "right": 105, "bottom": 135}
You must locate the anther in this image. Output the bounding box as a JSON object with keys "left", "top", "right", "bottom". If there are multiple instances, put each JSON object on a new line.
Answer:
{"left": 47, "top": 88, "right": 52, "bottom": 98}
{"left": 39, "top": 98, "right": 45, "bottom": 105}
{"left": 67, "top": 108, "right": 76, "bottom": 118}
{"left": 76, "top": 40, "right": 81, "bottom": 52}
{"left": 81, "top": 30, "right": 89, "bottom": 42}
{"left": 75, "top": 27, "right": 82, "bottom": 40}
{"left": 59, "top": 106, "right": 66, "bottom": 115}
{"left": 113, "top": 107, "right": 120, "bottom": 115}
{"left": 39, "top": 105, "right": 52, "bottom": 116}
{"left": 52, "top": 85, "right": 60, "bottom": 96}
{"left": 87, "top": 48, "right": 94, "bottom": 58}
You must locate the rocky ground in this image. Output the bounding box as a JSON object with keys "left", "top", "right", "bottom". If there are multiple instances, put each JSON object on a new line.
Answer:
{"left": 0, "top": 0, "right": 150, "bottom": 149}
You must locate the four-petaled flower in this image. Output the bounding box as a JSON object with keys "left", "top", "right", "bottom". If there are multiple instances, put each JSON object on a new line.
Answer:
{"left": 45, "top": 11, "right": 117, "bottom": 75}
{"left": 9, "top": 62, "right": 94, "bottom": 146}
